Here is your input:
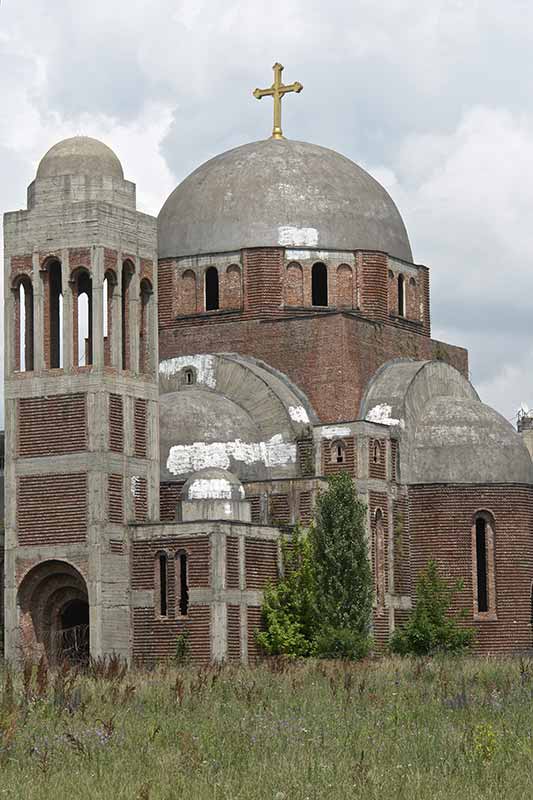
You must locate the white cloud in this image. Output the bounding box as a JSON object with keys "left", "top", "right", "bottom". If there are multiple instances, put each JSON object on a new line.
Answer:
{"left": 2, "top": 0, "right": 533, "bottom": 427}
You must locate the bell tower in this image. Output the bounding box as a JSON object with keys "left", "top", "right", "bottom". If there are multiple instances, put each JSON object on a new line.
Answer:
{"left": 3, "top": 137, "right": 159, "bottom": 662}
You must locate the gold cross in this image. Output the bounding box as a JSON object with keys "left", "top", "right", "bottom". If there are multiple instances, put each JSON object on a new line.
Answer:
{"left": 253, "top": 63, "right": 303, "bottom": 140}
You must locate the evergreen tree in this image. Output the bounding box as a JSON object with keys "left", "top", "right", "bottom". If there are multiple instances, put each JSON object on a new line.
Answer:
{"left": 390, "top": 560, "right": 474, "bottom": 656}
{"left": 311, "top": 472, "right": 373, "bottom": 658}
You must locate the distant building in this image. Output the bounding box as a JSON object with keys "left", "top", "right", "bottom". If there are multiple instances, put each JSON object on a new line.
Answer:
{"left": 4, "top": 107, "right": 533, "bottom": 662}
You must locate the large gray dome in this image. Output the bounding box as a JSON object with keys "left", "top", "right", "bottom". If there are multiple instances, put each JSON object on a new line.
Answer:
{"left": 36, "top": 136, "right": 124, "bottom": 180}
{"left": 158, "top": 138, "right": 412, "bottom": 260}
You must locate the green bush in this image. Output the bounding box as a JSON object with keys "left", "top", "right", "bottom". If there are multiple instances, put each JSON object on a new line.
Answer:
{"left": 256, "top": 526, "right": 316, "bottom": 657}
{"left": 312, "top": 626, "right": 371, "bottom": 661}
{"left": 175, "top": 630, "right": 191, "bottom": 665}
{"left": 391, "top": 560, "right": 474, "bottom": 656}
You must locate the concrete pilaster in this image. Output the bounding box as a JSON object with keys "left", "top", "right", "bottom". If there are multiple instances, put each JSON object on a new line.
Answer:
{"left": 61, "top": 248, "right": 72, "bottom": 371}
{"left": 92, "top": 246, "right": 104, "bottom": 370}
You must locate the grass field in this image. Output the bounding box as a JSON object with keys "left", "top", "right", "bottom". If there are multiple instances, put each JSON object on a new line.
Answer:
{"left": 2, "top": 655, "right": 533, "bottom": 798}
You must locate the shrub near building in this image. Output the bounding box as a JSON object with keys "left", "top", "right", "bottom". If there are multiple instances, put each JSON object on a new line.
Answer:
{"left": 258, "top": 473, "right": 373, "bottom": 659}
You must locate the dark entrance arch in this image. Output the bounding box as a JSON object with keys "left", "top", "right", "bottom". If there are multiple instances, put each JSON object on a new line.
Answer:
{"left": 17, "top": 560, "right": 90, "bottom": 664}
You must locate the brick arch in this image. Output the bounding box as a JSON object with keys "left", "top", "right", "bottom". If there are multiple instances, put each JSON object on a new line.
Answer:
{"left": 284, "top": 262, "right": 303, "bottom": 306}
{"left": 373, "top": 508, "right": 386, "bottom": 614}
{"left": 223, "top": 264, "right": 242, "bottom": 309}
{"left": 70, "top": 267, "right": 93, "bottom": 367}
{"left": 407, "top": 275, "right": 419, "bottom": 320}
{"left": 180, "top": 270, "right": 197, "bottom": 315}
{"left": 18, "top": 560, "right": 89, "bottom": 663}
{"left": 12, "top": 274, "right": 34, "bottom": 372}
{"left": 336, "top": 264, "right": 353, "bottom": 308}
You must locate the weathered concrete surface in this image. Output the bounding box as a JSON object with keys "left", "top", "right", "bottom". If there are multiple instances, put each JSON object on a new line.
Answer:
{"left": 37, "top": 136, "right": 124, "bottom": 180}
{"left": 158, "top": 138, "right": 413, "bottom": 261}
{"left": 361, "top": 359, "right": 533, "bottom": 485}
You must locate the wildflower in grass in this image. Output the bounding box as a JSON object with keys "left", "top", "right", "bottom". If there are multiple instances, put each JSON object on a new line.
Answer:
{"left": 472, "top": 722, "right": 498, "bottom": 763}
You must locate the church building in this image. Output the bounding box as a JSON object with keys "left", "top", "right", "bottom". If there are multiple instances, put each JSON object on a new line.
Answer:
{"left": 4, "top": 65, "right": 533, "bottom": 663}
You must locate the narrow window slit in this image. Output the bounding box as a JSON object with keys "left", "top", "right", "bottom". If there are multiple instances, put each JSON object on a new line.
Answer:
{"left": 205, "top": 267, "right": 219, "bottom": 311}
{"left": 159, "top": 553, "right": 168, "bottom": 617}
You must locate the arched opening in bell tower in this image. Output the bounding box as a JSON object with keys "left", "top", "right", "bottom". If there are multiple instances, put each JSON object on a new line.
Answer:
{"left": 46, "top": 260, "right": 63, "bottom": 368}
{"left": 15, "top": 276, "right": 34, "bottom": 372}
{"left": 73, "top": 269, "right": 93, "bottom": 366}
{"left": 121, "top": 260, "right": 134, "bottom": 370}
{"left": 139, "top": 278, "right": 153, "bottom": 373}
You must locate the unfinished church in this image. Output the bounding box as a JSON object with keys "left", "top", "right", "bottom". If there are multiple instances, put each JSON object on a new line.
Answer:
{"left": 5, "top": 67, "right": 533, "bottom": 664}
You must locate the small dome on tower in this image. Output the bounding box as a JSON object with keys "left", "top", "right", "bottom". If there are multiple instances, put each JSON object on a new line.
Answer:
{"left": 36, "top": 136, "right": 124, "bottom": 180}
{"left": 158, "top": 138, "right": 412, "bottom": 261}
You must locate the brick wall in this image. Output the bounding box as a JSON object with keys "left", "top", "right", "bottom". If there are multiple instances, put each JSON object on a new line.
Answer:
{"left": 298, "top": 491, "right": 313, "bottom": 525}
{"left": 322, "top": 436, "right": 356, "bottom": 476}
{"left": 284, "top": 262, "right": 304, "bottom": 306}
{"left": 408, "top": 484, "right": 533, "bottom": 654}
{"left": 269, "top": 495, "right": 290, "bottom": 525}
{"left": 132, "top": 536, "right": 211, "bottom": 591}
{"left": 297, "top": 438, "right": 315, "bottom": 477}
{"left": 109, "top": 394, "right": 124, "bottom": 453}
{"left": 243, "top": 248, "right": 283, "bottom": 314}
{"left": 133, "top": 604, "right": 211, "bottom": 664}
{"left": 359, "top": 251, "right": 388, "bottom": 322}
{"left": 134, "top": 398, "right": 147, "bottom": 458}
{"left": 17, "top": 473, "right": 87, "bottom": 545}
{"left": 227, "top": 604, "right": 241, "bottom": 661}
{"left": 245, "top": 538, "right": 278, "bottom": 589}
{"left": 133, "top": 477, "right": 148, "bottom": 522}
{"left": 159, "top": 482, "right": 183, "bottom": 522}
{"left": 222, "top": 264, "right": 243, "bottom": 309}
{"left": 158, "top": 259, "right": 174, "bottom": 325}
{"left": 18, "top": 394, "right": 87, "bottom": 457}
{"left": 159, "top": 311, "right": 467, "bottom": 424}
{"left": 226, "top": 535, "right": 240, "bottom": 589}
{"left": 247, "top": 606, "right": 263, "bottom": 662}
{"left": 393, "top": 496, "right": 411, "bottom": 596}
{"left": 108, "top": 475, "right": 123, "bottom": 524}
{"left": 369, "top": 439, "right": 387, "bottom": 480}
{"left": 369, "top": 491, "right": 389, "bottom": 613}
{"left": 336, "top": 264, "right": 355, "bottom": 308}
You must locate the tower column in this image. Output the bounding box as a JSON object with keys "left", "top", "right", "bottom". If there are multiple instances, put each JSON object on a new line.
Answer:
{"left": 32, "top": 251, "right": 45, "bottom": 372}
{"left": 61, "top": 248, "right": 73, "bottom": 371}
{"left": 92, "top": 246, "right": 104, "bottom": 370}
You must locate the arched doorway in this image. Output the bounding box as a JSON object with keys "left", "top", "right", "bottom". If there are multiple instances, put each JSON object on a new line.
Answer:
{"left": 17, "top": 561, "right": 90, "bottom": 664}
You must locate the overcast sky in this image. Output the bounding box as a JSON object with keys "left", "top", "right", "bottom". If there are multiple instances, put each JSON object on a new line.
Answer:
{"left": 2, "top": 0, "right": 533, "bottom": 423}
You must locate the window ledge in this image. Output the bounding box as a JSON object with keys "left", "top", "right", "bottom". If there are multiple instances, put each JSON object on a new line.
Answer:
{"left": 473, "top": 611, "right": 498, "bottom": 622}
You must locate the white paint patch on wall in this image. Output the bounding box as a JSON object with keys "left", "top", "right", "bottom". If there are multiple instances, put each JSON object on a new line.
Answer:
{"left": 278, "top": 226, "right": 319, "bottom": 247}
{"left": 366, "top": 403, "right": 404, "bottom": 428}
{"left": 187, "top": 478, "right": 245, "bottom": 500}
{"left": 320, "top": 425, "right": 352, "bottom": 439}
{"left": 166, "top": 434, "right": 297, "bottom": 476}
{"left": 289, "top": 405, "right": 310, "bottom": 424}
{"left": 159, "top": 355, "right": 217, "bottom": 388}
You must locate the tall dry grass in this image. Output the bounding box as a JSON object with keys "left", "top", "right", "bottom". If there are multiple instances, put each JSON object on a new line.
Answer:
{"left": 1, "top": 654, "right": 533, "bottom": 798}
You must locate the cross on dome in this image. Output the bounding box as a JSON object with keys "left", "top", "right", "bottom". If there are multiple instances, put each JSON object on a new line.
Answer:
{"left": 253, "top": 63, "right": 303, "bottom": 140}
